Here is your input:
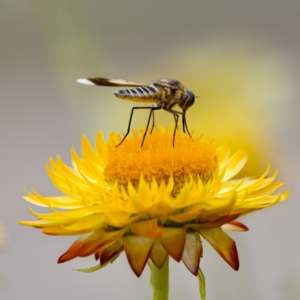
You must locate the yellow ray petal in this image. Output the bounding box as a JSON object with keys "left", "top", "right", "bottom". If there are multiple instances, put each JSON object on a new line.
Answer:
{"left": 62, "top": 214, "right": 105, "bottom": 234}
{"left": 42, "top": 226, "right": 83, "bottom": 236}
{"left": 222, "top": 147, "right": 248, "bottom": 181}
{"left": 19, "top": 218, "right": 73, "bottom": 228}
{"left": 130, "top": 219, "right": 163, "bottom": 238}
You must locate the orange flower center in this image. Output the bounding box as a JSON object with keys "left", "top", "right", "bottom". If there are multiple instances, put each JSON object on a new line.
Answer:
{"left": 104, "top": 128, "right": 218, "bottom": 190}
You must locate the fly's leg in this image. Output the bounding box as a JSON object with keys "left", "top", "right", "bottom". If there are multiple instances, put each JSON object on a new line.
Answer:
{"left": 172, "top": 114, "right": 179, "bottom": 147}
{"left": 141, "top": 107, "right": 161, "bottom": 147}
{"left": 150, "top": 111, "right": 155, "bottom": 134}
{"left": 182, "top": 111, "right": 193, "bottom": 140}
{"left": 116, "top": 106, "right": 161, "bottom": 148}
{"left": 116, "top": 106, "right": 160, "bottom": 147}
{"left": 166, "top": 108, "right": 193, "bottom": 146}
{"left": 165, "top": 108, "right": 181, "bottom": 147}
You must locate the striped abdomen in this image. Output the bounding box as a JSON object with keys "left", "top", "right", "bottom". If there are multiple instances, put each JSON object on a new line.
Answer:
{"left": 114, "top": 85, "right": 162, "bottom": 103}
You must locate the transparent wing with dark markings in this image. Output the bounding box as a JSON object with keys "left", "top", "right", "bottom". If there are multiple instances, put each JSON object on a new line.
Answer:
{"left": 152, "top": 78, "right": 183, "bottom": 90}
{"left": 77, "top": 77, "right": 146, "bottom": 87}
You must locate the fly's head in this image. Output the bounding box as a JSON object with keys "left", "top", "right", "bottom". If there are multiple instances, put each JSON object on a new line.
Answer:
{"left": 179, "top": 89, "right": 196, "bottom": 112}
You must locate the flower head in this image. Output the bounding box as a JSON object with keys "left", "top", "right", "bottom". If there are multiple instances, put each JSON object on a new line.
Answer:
{"left": 19, "top": 127, "right": 289, "bottom": 277}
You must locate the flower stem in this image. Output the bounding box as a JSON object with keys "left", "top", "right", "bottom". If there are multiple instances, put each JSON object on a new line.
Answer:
{"left": 149, "top": 256, "right": 169, "bottom": 300}
{"left": 197, "top": 267, "right": 206, "bottom": 300}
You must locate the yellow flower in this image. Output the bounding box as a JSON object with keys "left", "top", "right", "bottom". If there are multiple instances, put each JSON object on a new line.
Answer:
{"left": 19, "top": 127, "right": 289, "bottom": 277}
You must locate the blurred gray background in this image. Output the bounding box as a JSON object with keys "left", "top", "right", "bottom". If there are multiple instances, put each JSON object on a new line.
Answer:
{"left": 0, "top": 1, "right": 299, "bottom": 299}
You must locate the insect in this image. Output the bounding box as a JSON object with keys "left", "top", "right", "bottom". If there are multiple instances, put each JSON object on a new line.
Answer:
{"left": 77, "top": 77, "right": 196, "bottom": 147}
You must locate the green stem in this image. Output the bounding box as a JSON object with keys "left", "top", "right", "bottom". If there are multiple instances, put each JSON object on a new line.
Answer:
{"left": 197, "top": 267, "right": 206, "bottom": 300}
{"left": 149, "top": 256, "right": 169, "bottom": 300}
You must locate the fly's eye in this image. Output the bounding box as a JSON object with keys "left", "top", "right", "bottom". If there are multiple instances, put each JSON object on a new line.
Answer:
{"left": 183, "top": 89, "right": 195, "bottom": 110}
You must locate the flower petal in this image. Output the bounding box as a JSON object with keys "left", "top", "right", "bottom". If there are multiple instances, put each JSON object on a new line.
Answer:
{"left": 150, "top": 239, "right": 168, "bottom": 269}
{"left": 190, "top": 214, "right": 240, "bottom": 229}
{"left": 222, "top": 221, "right": 249, "bottom": 232}
{"left": 159, "top": 228, "right": 186, "bottom": 262}
{"left": 123, "top": 235, "right": 155, "bottom": 277}
{"left": 58, "top": 234, "right": 90, "bottom": 263}
{"left": 130, "top": 219, "right": 163, "bottom": 238}
{"left": 78, "top": 229, "right": 125, "bottom": 257}
{"left": 181, "top": 233, "right": 202, "bottom": 275}
{"left": 42, "top": 226, "right": 82, "bottom": 236}
{"left": 99, "top": 239, "right": 124, "bottom": 265}
{"left": 62, "top": 214, "right": 105, "bottom": 234}
{"left": 222, "top": 147, "right": 248, "bottom": 181}
{"left": 19, "top": 218, "right": 73, "bottom": 229}
{"left": 200, "top": 227, "right": 239, "bottom": 270}
{"left": 58, "top": 228, "right": 126, "bottom": 263}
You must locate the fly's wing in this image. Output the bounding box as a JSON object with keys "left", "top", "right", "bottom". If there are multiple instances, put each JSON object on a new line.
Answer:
{"left": 77, "top": 77, "right": 146, "bottom": 87}
{"left": 152, "top": 78, "right": 184, "bottom": 90}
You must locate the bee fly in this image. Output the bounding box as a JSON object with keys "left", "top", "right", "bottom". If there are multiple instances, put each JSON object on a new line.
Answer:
{"left": 77, "top": 77, "right": 196, "bottom": 147}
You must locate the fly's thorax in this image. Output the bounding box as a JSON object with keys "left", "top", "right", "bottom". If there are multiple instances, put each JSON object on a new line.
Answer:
{"left": 158, "top": 86, "right": 185, "bottom": 105}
